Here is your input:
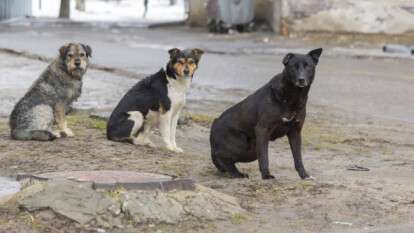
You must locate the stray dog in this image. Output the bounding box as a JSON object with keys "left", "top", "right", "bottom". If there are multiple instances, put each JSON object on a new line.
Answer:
{"left": 9, "top": 43, "right": 92, "bottom": 141}
{"left": 106, "top": 48, "right": 203, "bottom": 153}
{"left": 210, "top": 48, "right": 322, "bottom": 179}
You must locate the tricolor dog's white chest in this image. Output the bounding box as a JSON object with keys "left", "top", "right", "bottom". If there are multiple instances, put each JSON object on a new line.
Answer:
{"left": 167, "top": 76, "right": 191, "bottom": 113}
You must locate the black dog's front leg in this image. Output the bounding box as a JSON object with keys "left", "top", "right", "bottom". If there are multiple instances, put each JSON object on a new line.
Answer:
{"left": 255, "top": 126, "right": 274, "bottom": 179}
{"left": 287, "top": 128, "right": 310, "bottom": 179}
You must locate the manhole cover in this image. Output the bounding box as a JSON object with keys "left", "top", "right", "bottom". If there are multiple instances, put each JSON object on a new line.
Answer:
{"left": 17, "top": 171, "right": 195, "bottom": 192}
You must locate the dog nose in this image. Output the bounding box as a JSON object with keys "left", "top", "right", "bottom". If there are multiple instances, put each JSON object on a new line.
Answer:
{"left": 184, "top": 69, "right": 190, "bottom": 75}
{"left": 298, "top": 78, "right": 306, "bottom": 84}
{"left": 75, "top": 59, "right": 81, "bottom": 67}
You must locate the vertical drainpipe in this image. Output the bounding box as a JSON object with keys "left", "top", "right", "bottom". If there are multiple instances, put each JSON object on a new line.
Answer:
{"left": 272, "top": 0, "right": 282, "bottom": 34}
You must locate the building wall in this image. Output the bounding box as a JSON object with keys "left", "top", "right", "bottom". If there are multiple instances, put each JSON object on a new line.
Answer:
{"left": 282, "top": 0, "right": 414, "bottom": 35}
{"left": 187, "top": 0, "right": 414, "bottom": 35}
{"left": 187, "top": 0, "right": 207, "bottom": 26}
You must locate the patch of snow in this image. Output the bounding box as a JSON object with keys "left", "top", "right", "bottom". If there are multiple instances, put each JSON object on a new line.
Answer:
{"left": 0, "top": 177, "right": 20, "bottom": 198}
{"left": 31, "top": 0, "right": 186, "bottom": 22}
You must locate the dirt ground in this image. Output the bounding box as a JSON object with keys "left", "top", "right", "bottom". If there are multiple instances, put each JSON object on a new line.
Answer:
{"left": 0, "top": 100, "right": 414, "bottom": 233}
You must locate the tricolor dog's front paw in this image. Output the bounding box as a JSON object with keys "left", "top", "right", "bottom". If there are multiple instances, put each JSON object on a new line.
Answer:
{"left": 52, "top": 130, "right": 62, "bottom": 138}
{"left": 61, "top": 128, "right": 75, "bottom": 137}
{"left": 173, "top": 146, "right": 183, "bottom": 153}
{"left": 166, "top": 145, "right": 183, "bottom": 153}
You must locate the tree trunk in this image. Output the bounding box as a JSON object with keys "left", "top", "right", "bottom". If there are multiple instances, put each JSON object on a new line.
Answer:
{"left": 76, "top": 0, "right": 85, "bottom": 11}
{"left": 59, "top": 0, "right": 70, "bottom": 18}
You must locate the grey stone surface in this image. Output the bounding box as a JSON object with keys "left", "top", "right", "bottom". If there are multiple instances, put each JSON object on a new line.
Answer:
{"left": 17, "top": 180, "right": 245, "bottom": 227}
{"left": 18, "top": 180, "right": 119, "bottom": 226}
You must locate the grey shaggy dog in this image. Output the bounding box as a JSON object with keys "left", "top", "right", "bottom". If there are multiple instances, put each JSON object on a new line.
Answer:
{"left": 9, "top": 43, "right": 92, "bottom": 141}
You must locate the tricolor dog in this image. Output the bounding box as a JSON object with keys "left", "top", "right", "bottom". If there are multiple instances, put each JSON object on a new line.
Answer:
{"left": 210, "top": 48, "right": 322, "bottom": 179}
{"left": 107, "top": 48, "right": 204, "bottom": 153}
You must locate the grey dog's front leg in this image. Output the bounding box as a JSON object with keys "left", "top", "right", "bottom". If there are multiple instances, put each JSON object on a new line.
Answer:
{"left": 54, "top": 102, "right": 74, "bottom": 137}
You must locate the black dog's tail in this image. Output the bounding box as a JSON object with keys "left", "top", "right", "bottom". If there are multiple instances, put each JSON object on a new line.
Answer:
{"left": 210, "top": 119, "right": 226, "bottom": 173}
{"left": 11, "top": 130, "right": 57, "bottom": 141}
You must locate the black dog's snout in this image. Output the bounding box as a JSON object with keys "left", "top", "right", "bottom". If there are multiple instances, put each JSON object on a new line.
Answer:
{"left": 298, "top": 78, "right": 306, "bottom": 84}
{"left": 75, "top": 59, "right": 81, "bottom": 67}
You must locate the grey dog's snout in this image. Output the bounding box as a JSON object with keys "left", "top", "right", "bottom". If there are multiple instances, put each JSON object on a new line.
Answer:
{"left": 75, "top": 59, "right": 81, "bottom": 67}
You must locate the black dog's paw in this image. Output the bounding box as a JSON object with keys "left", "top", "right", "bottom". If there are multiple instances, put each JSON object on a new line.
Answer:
{"left": 230, "top": 173, "right": 249, "bottom": 179}
{"left": 298, "top": 171, "right": 311, "bottom": 180}
{"left": 262, "top": 174, "right": 275, "bottom": 180}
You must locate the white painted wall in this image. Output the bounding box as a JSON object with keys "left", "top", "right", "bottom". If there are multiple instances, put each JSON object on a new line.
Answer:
{"left": 282, "top": 0, "right": 414, "bottom": 34}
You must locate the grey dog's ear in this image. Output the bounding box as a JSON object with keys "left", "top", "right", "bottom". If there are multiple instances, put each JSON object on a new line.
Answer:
{"left": 59, "top": 44, "right": 70, "bottom": 59}
{"left": 168, "top": 48, "right": 181, "bottom": 58}
{"left": 282, "top": 53, "right": 294, "bottom": 66}
{"left": 81, "top": 44, "right": 92, "bottom": 57}
{"left": 308, "top": 48, "right": 323, "bottom": 64}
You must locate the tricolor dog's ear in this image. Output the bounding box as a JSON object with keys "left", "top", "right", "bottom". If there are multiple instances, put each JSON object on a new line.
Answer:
{"left": 81, "top": 44, "right": 92, "bottom": 58}
{"left": 282, "top": 53, "right": 294, "bottom": 66}
{"left": 191, "top": 48, "right": 204, "bottom": 62}
{"left": 59, "top": 44, "right": 70, "bottom": 59}
{"left": 308, "top": 48, "right": 323, "bottom": 64}
{"left": 168, "top": 48, "right": 181, "bottom": 58}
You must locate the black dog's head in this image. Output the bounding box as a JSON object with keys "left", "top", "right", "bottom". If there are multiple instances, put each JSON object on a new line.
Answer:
{"left": 282, "top": 48, "right": 322, "bottom": 88}
{"left": 167, "top": 48, "right": 204, "bottom": 79}
{"left": 59, "top": 43, "right": 92, "bottom": 79}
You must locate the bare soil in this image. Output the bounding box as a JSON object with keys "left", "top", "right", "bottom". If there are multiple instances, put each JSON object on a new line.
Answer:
{"left": 0, "top": 102, "right": 414, "bottom": 233}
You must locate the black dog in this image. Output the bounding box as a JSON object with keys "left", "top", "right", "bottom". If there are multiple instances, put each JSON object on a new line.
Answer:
{"left": 210, "top": 48, "right": 322, "bottom": 179}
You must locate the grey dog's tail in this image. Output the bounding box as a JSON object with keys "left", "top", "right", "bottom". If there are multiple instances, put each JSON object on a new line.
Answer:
{"left": 11, "top": 130, "right": 57, "bottom": 141}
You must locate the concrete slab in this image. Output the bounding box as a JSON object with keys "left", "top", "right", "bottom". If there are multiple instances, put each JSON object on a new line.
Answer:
{"left": 17, "top": 170, "right": 196, "bottom": 192}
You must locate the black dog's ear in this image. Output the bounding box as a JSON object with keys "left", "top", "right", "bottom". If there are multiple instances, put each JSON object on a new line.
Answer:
{"left": 81, "top": 44, "right": 92, "bottom": 57}
{"left": 168, "top": 48, "right": 181, "bottom": 58}
{"left": 282, "top": 53, "right": 294, "bottom": 66}
{"left": 308, "top": 48, "right": 323, "bottom": 64}
{"left": 59, "top": 44, "right": 69, "bottom": 59}
{"left": 191, "top": 48, "right": 204, "bottom": 61}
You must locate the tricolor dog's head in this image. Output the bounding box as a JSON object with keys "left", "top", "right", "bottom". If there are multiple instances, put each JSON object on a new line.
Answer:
{"left": 59, "top": 43, "right": 92, "bottom": 79}
{"left": 167, "top": 48, "right": 204, "bottom": 79}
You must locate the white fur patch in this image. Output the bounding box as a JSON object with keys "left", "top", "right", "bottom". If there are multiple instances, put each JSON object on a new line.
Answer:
{"left": 132, "top": 110, "right": 157, "bottom": 146}
{"left": 127, "top": 111, "right": 144, "bottom": 138}
{"left": 158, "top": 75, "right": 192, "bottom": 152}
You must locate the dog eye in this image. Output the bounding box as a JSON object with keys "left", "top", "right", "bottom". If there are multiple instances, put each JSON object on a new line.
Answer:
{"left": 188, "top": 60, "right": 194, "bottom": 65}
{"left": 179, "top": 61, "right": 185, "bottom": 65}
{"left": 80, "top": 53, "right": 85, "bottom": 57}
{"left": 303, "top": 63, "right": 308, "bottom": 68}
{"left": 68, "top": 54, "right": 73, "bottom": 58}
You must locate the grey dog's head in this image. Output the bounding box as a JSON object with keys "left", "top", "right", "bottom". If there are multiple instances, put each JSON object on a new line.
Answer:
{"left": 59, "top": 43, "right": 92, "bottom": 79}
